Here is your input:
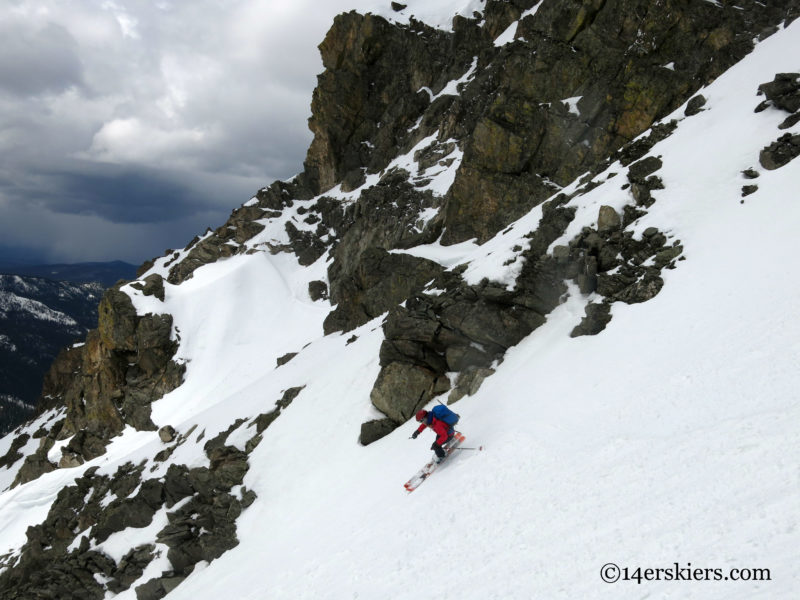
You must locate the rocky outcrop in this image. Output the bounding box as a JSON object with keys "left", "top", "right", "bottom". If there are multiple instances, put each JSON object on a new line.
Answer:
{"left": 0, "top": 432, "right": 30, "bottom": 469}
{"left": 0, "top": 420, "right": 258, "bottom": 600}
{"left": 363, "top": 144, "right": 686, "bottom": 438}
{"left": 439, "top": 0, "right": 799, "bottom": 245}
{"left": 303, "top": 11, "right": 482, "bottom": 194}
{"left": 755, "top": 72, "right": 800, "bottom": 168}
{"left": 326, "top": 248, "right": 445, "bottom": 334}
{"left": 448, "top": 366, "right": 496, "bottom": 404}
{"left": 129, "top": 273, "right": 166, "bottom": 302}
{"left": 756, "top": 72, "right": 800, "bottom": 128}
{"left": 15, "top": 286, "right": 185, "bottom": 485}
{"left": 277, "top": 0, "right": 798, "bottom": 338}
{"left": 362, "top": 194, "right": 578, "bottom": 441}
{"left": 117, "top": 1, "right": 797, "bottom": 343}
{"left": 626, "top": 156, "right": 665, "bottom": 208}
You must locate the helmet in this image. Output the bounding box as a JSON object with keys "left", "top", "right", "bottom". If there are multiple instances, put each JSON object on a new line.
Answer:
{"left": 415, "top": 409, "right": 427, "bottom": 422}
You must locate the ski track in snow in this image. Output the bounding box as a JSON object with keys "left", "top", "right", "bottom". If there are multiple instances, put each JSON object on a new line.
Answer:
{"left": 1, "top": 12, "right": 800, "bottom": 600}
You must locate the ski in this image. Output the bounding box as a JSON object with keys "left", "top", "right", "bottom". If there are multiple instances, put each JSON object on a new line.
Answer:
{"left": 404, "top": 432, "right": 466, "bottom": 492}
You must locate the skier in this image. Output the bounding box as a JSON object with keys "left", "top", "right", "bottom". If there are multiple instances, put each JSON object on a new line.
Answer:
{"left": 411, "top": 406, "right": 459, "bottom": 463}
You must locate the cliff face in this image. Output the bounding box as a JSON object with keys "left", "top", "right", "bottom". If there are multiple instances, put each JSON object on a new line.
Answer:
{"left": 306, "top": 0, "right": 795, "bottom": 247}
{"left": 1, "top": 1, "right": 799, "bottom": 598}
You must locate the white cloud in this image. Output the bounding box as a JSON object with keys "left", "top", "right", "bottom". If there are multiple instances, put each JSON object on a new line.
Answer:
{"left": 85, "top": 118, "right": 208, "bottom": 166}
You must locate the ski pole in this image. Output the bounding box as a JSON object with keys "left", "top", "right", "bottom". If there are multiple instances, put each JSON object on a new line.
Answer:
{"left": 453, "top": 446, "right": 483, "bottom": 451}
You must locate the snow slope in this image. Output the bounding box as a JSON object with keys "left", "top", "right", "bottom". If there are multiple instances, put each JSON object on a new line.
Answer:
{"left": 1, "top": 12, "right": 799, "bottom": 600}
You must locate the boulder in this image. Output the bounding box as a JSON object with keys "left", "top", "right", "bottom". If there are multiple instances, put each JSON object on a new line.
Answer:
{"left": 741, "top": 184, "right": 758, "bottom": 197}
{"left": 759, "top": 133, "right": 800, "bottom": 170}
{"left": 58, "top": 450, "right": 84, "bottom": 469}
{"left": 158, "top": 426, "right": 176, "bottom": 443}
{"left": 370, "top": 362, "right": 450, "bottom": 424}
{"left": 276, "top": 352, "right": 297, "bottom": 367}
{"left": 757, "top": 72, "right": 800, "bottom": 113}
{"left": 308, "top": 280, "right": 329, "bottom": 301}
{"left": 684, "top": 94, "right": 707, "bottom": 116}
{"left": 778, "top": 112, "right": 800, "bottom": 130}
{"left": 444, "top": 344, "right": 495, "bottom": 372}
{"left": 359, "top": 418, "right": 398, "bottom": 446}
{"left": 65, "top": 431, "right": 107, "bottom": 461}
{"left": 597, "top": 206, "right": 621, "bottom": 233}
{"left": 141, "top": 274, "right": 165, "bottom": 302}
{"left": 107, "top": 544, "right": 155, "bottom": 593}
{"left": 627, "top": 156, "right": 663, "bottom": 182}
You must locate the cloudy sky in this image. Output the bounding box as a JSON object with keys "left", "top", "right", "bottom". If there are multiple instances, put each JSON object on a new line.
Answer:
{"left": 0, "top": 0, "right": 388, "bottom": 265}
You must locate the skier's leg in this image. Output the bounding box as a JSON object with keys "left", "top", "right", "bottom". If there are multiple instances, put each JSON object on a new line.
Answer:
{"left": 431, "top": 442, "right": 446, "bottom": 460}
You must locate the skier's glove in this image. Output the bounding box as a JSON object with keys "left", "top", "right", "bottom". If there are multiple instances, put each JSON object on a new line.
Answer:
{"left": 411, "top": 430, "right": 419, "bottom": 439}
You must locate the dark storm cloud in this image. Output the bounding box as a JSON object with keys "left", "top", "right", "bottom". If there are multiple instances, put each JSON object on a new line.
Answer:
{"left": 29, "top": 166, "right": 203, "bottom": 223}
{"left": 0, "top": 0, "right": 378, "bottom": 264}
{"left": 0, "top": 21, "right": 83, "bottom": 97}
{"left": 2, "top": 158, "right": 262, "bottom": 224}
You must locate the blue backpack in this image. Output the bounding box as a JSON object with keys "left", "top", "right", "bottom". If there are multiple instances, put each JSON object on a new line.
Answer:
{"left": 431, "top": 404, "right": 460, "bottom": 427}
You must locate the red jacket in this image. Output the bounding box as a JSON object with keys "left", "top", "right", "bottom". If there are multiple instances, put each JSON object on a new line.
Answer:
{"left": 416, "top": 416, "right": 451, "bottom": 445}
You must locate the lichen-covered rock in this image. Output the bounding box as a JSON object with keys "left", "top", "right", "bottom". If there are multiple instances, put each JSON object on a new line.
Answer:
{"left": 438, "top": 0, "right": 788, "bottom": 245}
{"left": 442, "top": 166, "right": 559, "bottom": 245}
